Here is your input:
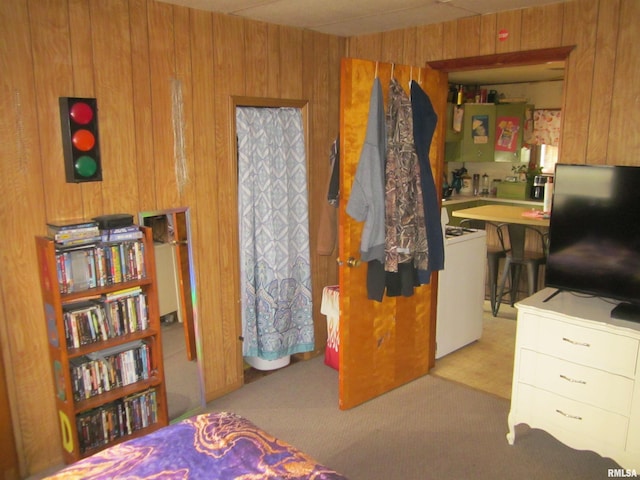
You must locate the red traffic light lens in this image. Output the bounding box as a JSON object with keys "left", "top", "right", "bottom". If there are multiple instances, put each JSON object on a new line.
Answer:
{"left": 72, "top": 129, "right": 95, "bottom": 151}
{"left": 69, "top": 102, "right": 94, "bottom": 125}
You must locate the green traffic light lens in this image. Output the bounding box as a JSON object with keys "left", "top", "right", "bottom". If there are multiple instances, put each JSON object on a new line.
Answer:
{"left": 75, "top": 156, "right": 98, "bottom": 178}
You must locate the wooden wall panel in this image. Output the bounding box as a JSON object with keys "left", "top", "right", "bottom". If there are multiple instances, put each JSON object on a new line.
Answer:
{"left": 148, "top": 2, "right": 180, "bottom": 209}
{"left": 416, "top": 23, "right": 444, "bottom": 62}
{"left": 560, "top": 0, "right": 598, "bottom": 165}
{"left": 305, "top": 31, "right": 328, "bottom": 349}
{"left": 442, "top": 21, "right": 457, "bottom": 59}
{"left": 267, "top": 24, "right": 281, "bottom": 97}
{"left": 32, "top": 2, "right": 81, "bottom": 222}
{"left": 347, "top": 32, "right": 382, "bottom": 60}
{"left": 479, "top": 14, "right": 497, "bottom": 56}
{"left": 521, "top": 5, "right": 564, "bottom": 50}
{"left": 244, "top": 21, "right": 269, "bottom": 96}
{"left": 495, "top": 10, "right": 523, "bottom": 53}
{"left": 280, "top": 29, "right": 303, "bottom": 98}
{"left": 212, "top": 13, "right": 245, "bottom": 389}
{"left": 189, "top": 9, "right": 227, "bottom": 397}
{"left": 402, "top": 27, "right": 418, "bottom": 65}
{"left": 129, "top": 0, "right": 156, "bottom": 208}
{"left": 0, "top": 8, "right": 42, "bottom": 475}
{"left": 608, "top": 0, "right": 639, "bottom": 164}
{"left": 380, "top": 29, "right": 405, "bottom": 63}
{"left": 93, "top": 0, "right": 138, "bottom": 215}
{"left": 456, "top": 17, "right": 481, "bottom": 58}
{"left": 587, "top": 0, "right": 619, "bottom": 165}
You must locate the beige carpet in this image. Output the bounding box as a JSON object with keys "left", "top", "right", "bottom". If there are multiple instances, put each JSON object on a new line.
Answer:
{"left": 203, "top": 354, "right": 620, "bottom": 480}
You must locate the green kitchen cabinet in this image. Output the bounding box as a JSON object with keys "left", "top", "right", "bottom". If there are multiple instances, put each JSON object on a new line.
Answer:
{"left": 494, "top": 103, "right": 534, "bottom": 163}
{"left": 459, "top": 104, "right": 495, "bottom": 163}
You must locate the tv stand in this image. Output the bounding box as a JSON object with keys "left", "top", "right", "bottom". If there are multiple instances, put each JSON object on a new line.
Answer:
{"left": 611, "top": 302, "right": 640, "bottom": 323}
{"left": 507, "top": 288, "right": 640, "bottom": 471}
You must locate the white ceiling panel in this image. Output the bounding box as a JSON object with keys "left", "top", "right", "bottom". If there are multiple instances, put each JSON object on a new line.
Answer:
{"left": 157, "top": 0, "right": 571, "bottom": 37}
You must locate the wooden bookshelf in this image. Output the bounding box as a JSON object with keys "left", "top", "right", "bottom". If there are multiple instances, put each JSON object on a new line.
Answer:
{"left": 35, "top": 226, "right": 168, "bottom": 464}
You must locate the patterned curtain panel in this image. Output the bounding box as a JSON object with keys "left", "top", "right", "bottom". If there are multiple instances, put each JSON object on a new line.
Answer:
{"left": 236, "top": 107, "right": 314, "bottom": 360}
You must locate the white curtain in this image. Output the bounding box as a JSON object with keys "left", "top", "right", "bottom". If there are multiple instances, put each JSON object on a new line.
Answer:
{"left": 236, "top": 107, "right": 314, "bottom": 360}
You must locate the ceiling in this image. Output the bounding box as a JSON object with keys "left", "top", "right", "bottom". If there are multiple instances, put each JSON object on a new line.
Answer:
{"left": 158, "top": 0, "right": 568, "bottom": 83}
{"left": 158, "top": 0, "right": 569, "bottom": 37}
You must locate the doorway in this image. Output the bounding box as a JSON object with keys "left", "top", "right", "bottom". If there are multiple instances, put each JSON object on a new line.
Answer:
{"left": 139, "top": 207, "right": 204, "bottom": 420}
{"left": 231, "top": 96, "right": 312, "bottom": 382}
{"left": 427, "top": 47, "right": 571, "bottom": 397}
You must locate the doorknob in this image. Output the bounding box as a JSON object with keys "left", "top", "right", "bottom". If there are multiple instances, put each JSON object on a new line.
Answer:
{"left": 347, "top": 257, "right": 361, "bottom": 267}
{"left": 337, "top": 257, "right": 361, "bottom": 268}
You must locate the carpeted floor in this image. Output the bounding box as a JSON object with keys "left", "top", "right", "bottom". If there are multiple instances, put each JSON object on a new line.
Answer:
{"left": 204, "top": 354, "right": 621, "bottom": 480}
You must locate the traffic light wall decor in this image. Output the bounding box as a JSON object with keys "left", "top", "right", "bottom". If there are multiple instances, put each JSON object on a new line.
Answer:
{"left": 59, "top": 97, "right": 102, "bottom": 183}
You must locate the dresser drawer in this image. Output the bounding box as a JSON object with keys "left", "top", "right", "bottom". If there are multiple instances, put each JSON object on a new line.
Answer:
{"left": 518, "top": 313, "right": 639, "bottom": 377}
{"left": 515, "top": 383, "right": 629, "bottom": 450}
{"left": 518, "top": 349, "right": 635, "bottom": 416}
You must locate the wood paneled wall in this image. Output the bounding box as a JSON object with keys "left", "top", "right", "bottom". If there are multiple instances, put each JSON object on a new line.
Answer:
{"left": 348, "top": 0, "right": 639, "bottom": 168}
{"left": 2, "top": 0, "right": 639, "bottom": 475}
{"left": 0, "top": 0, "right": 344, "bottom": 474}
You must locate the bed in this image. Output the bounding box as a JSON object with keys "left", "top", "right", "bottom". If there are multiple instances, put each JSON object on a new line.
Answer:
{"left": 44, "top": 411, "right": 347, "bottom": 479}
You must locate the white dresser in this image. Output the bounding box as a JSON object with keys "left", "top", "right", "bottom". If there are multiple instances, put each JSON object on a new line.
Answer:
{"left": 507, "top": 288, "right": 640, "bottom": 470}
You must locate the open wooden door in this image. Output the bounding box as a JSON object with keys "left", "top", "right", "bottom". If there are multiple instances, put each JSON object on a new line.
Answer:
{"left": 339, "top": 58, "right": 448, "bottom": 410}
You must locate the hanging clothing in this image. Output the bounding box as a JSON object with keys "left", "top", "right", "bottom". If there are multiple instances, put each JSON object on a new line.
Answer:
{"left": 384, "top": 78, "right": 429, "bottom": 274}
{"left": 236, "top": 107, "right": 314, "bottom": 361}
{"left": 317, "top": 137, "right": 339, "bottom": 256}
{"left": 346, "top": 78, "right": 387, "bottom": 264}
{"left": 411, "top": 80, "right": 444, "bottom": 283}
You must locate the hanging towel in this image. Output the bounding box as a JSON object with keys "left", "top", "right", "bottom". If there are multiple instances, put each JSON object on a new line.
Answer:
{"left": 321, "top": 285, "right": 340, "bottom": 370}
{"left": 411, "top": 80, "right": 444, "bottom": 283}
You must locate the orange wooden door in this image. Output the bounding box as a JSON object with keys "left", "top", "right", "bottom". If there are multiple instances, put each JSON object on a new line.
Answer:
{"left": 338, "top": 58, "right": 447, "bottom": 410}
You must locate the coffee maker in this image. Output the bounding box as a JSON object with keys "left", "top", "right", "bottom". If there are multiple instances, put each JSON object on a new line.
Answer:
{"left": 530, "top": 175, "right": 547, "bottom": 200}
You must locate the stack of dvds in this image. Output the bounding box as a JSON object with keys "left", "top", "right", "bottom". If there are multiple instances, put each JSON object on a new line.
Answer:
{"left": 47, "top": 219, "right": 101, "bottom": 249}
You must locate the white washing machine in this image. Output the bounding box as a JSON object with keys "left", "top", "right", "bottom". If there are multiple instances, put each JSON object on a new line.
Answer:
{"left": 436, "top": 208, "right": 487, "bottom": 359}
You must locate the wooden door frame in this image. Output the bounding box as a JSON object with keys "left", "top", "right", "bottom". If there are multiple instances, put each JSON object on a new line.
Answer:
{"left": 427, "top": 46, "right": 574, "bottom": 73}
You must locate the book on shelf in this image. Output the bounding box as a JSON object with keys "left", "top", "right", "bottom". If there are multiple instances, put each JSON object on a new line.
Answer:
{"left": 100, "top": 230, "right": 143, "bottom": 243}
{"left": 76, "top": 388, "right": 158, "bottom": 453}
{"left": 50, "top": 226, "right": 100, "bottom": 243}
{"left": 55, "top": 240, "right": 146, "bottom": 292}
{"left": 70, "top": 340, "right": 150, "bottom": 401}
{"left": 47, "top": 219, "right": 99, "bottom": 232}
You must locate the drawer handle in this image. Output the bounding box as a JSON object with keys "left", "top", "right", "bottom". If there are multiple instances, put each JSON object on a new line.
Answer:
{"left": 555, "top": 409, "right": 582, "bottom": 421}
{"left": 562, "top": 337, "right": 590, "bottom": 347}
{"left": 560, "top": 374, "right": 586, "bottom": 384}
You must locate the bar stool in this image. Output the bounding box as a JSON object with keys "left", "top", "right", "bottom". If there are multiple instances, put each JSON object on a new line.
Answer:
{"left": 459, "top": 219, "right": 508, "bottom": 316}
{"left": 494, "top": 224, "right": 548, "bottom": 316}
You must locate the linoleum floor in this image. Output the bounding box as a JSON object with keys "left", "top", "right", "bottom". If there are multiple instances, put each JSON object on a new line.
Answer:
{"left": 431, "top": 301, "right": 517, "bottom": 400}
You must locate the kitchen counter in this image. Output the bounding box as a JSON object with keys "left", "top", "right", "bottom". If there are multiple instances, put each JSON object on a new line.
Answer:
{"left": 451, "top": 204, "right": 549, "bottom": 227}
{"left": 442, "top": 194, "right": 543, "bottom": 207}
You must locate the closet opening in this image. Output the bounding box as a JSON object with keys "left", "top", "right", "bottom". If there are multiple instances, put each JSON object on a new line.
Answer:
{"left": 230, "top": 96, "right": 313, "bottom": 385}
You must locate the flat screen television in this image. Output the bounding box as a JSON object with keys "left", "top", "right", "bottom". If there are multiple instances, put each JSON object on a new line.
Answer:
{"left": 545, "top": 163, "right": 640, "bottom": 322}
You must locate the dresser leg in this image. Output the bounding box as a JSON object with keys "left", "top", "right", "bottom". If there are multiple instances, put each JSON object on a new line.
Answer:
{"left": 506, "top": 414, "right": 516, "bottom": 445}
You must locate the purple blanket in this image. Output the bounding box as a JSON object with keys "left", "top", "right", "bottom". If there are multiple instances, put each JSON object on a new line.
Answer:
{"left": 46, "top": 412, "right": 347, "bottom": 479}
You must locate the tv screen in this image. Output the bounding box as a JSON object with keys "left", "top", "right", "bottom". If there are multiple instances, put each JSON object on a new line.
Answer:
{"left": 545, "top": 164, "right": 640, "bottom": 321}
